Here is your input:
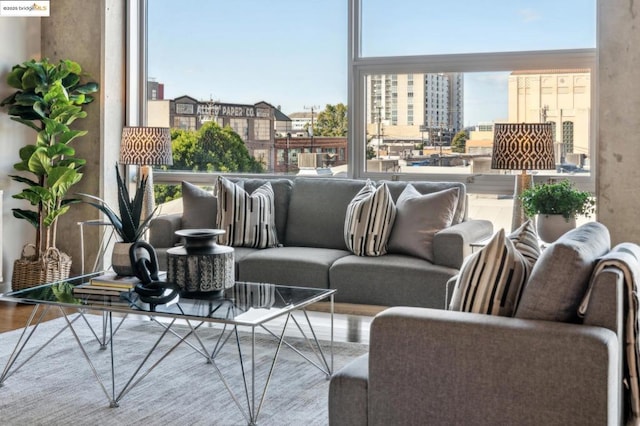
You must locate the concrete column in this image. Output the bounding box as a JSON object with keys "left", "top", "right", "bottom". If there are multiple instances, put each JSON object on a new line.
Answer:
{"left": 597, "top": 0, "right": 640, "bottom": 245}
{"left": 41, "top": 0, "right": 126, "bottom": 273}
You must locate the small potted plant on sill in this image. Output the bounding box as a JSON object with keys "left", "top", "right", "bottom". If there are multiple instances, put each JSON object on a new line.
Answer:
{"left": 520, "top": 179, "right": 595, "bottom": 243}
{"left": 78, "top": 164, "right": 156, "bottom": 275}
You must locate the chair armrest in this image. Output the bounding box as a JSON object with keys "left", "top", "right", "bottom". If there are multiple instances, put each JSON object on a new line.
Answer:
{"left": 148, "top": 213, "right": 183, "bottom": 248}
{"left": 368, "top": 307, "right": 620, "bottom": 426}
{"left": 432, "top": 219, "right": 493, "bottom": 269}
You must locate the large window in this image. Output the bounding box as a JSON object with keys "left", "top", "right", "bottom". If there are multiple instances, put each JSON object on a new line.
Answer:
{"left": 146, "top": 0, "right": 346, "bottom": 176}
{"left": 143, "top": 0, "right": 596, "bottom": 197}
{"left": 351, "top": 0, "right": 596, "bottom": 190}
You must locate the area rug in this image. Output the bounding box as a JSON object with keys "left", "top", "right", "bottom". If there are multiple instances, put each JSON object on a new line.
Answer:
{"left": 0, "top": 314, "right": 368, "bottom": 426}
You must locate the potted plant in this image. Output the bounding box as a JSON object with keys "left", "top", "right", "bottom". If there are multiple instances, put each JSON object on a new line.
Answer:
{"left": 0, "top": 58, "right": 98, "bottom": 289}
{"left": 520, "top": 179, "right": 595, "bottom": 243}
{"left": 78, "top": 164, "right": 157, "bottom": 275}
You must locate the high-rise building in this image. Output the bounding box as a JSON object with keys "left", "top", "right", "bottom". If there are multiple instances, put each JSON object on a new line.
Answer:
{"left": 366, "top": 73, "right": 463, "bottom": 145}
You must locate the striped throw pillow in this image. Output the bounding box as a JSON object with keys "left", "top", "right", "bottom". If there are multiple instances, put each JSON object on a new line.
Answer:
{"left": 216, "top": 177, "right": 279, "bottom": 248}
{"left": 344, "top": 180, "right": 396, "bottom": 256}
{"left": 508, "top": 219, "right": 540, "bottom": 268}
{"left": 449, "top": 228, "right": 533, "bottom": 316}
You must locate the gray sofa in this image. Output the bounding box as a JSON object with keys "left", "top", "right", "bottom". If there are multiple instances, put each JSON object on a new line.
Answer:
{"left": 329, "top": 222, "right": 635, "bottom": 425}
{"left": 148, "top": 176, "right": 493, "bottom": 308}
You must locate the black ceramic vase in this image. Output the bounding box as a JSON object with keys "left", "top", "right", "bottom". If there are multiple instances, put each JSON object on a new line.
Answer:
{"left": 166, "top": 229, "right": 235, "bottom": 295}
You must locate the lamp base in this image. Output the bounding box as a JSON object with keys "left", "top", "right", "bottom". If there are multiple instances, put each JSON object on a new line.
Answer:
{"left": 512, "top": 171, "right": 532, "bottom": 231}
{"left": 140, "top": 165, "right": 155, "bottom": 223}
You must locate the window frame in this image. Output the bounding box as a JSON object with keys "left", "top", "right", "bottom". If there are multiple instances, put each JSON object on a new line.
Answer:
{"left": 135, "top": 0, "right": 597, "bottom": 195}
{"left": 347, "top": 0, "right": 596, "bottom": 194}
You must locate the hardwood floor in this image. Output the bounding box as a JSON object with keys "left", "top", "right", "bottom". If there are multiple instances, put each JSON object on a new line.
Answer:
{"left": 0, "top": 301, "right": 66, "bottom": 333}
{"left": 0, "top": 300, "right": 375, "bottom": 344}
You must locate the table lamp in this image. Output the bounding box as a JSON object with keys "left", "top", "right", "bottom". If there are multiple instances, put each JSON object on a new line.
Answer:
{"left": 491, "top": 123, "right": 555, "bottom": 231}
{"left": 119, "top": 126, "right": 173, "bottom": 221}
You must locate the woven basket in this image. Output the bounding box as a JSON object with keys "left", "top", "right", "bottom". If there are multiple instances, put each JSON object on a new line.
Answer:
{"left": 11, "top": 244, "right": 72, "bottom": 291}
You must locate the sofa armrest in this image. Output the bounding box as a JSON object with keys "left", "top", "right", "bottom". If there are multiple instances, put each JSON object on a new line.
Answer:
{"left": 432, "top": 219, "right": 493, "bottom": 269}
{"left": 368, "top": 307, "right": 620, "bottom": 426}
{"left": 148, "top": 213, "right": 183, "bottom": 248}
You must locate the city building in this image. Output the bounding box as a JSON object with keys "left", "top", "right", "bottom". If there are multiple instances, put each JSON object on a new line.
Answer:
{"left": 288, "top": 111, "right": 314, "bottom": 134}
{"left": 464, "top": 69, "right": 591, "bottom": 170}
{"left": 273, "top": 135, "right": 347, "bottom": 174}
{"left": 508, "top": 69, "right": 591, "bottom": 165}
{"left": 366, "top": 73, "right": 464, "bottom": 147}
{"left": 147, "top": 80, "right": 164, "bottom": 100}
{"left": 162, "top": 96, "right": 277, "bottom": 171}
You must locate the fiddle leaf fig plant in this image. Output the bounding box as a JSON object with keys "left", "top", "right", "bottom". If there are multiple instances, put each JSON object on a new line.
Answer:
{"left": 0, "top": 58, "right": 99, "bottom": 257}
{"left": 520, "top": 179, "right": 595, "bottom": 220}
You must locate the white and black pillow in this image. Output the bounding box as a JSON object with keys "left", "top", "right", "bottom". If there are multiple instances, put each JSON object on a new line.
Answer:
{"left": 449, "top": 228, "right": 533, "bottom": 316}
{"left": 344, "top": 180, "right": 396, "bottom": 256}
{"left": 508, "top": 219, "right": 540, "bottom": 268}
{"left": 216, "top": 176, "right": 278, "bottom": 248}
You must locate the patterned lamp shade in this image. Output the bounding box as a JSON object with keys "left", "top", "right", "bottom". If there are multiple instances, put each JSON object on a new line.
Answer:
{"left": 119, "top": 127, "right": 173, "bottom": 166}
{"left": 491, "top": 123, "right": 555, "bottom": 170}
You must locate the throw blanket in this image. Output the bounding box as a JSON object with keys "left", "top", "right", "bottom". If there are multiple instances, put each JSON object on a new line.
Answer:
{"left": 579, "top": 243, "right": 640, "bottom": 426}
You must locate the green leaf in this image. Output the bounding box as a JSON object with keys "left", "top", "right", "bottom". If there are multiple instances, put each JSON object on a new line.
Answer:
{"left": 6, "top": 67, "right": 26, "bottom": 89}
{"left": 73, "top": 82, "right": 99, "bottom": 95}
{"left": 57, "top": 129, "right": 87, "bottom": 145}
{"left": 9, "top": 174, "right": 39, "bottom": 187}
{"left": 13, "top": 92, "right": 43, "bottom": 107}
{"left": 12, "top": 209, "right": 38, "bottom": 228}
{"left": 10, "top": 116, "right": 41, "bottom": 132}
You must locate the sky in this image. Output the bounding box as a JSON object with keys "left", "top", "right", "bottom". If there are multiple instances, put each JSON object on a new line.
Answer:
{"left": 148, "top": 0, "right": 596, "bottom": 126}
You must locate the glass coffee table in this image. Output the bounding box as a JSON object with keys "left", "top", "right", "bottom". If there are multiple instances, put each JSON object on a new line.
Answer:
{"left": 0, "top": 272, "right": 335, "bottom": 425}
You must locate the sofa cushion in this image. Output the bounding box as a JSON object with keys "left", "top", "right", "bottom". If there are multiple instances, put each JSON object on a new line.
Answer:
{"left": 387, "top": 185, "right": 459, "bottom": 262}
{"left": 381, "top": 180, "right": 467, "bottom": 224}
{"left": 329, "top": 254, "right": 458, "bottom": 308}
{"left": 449, "top": 228, "right": 532, "bottom": 316}
{"left": 515, "top": 221, "right": 611, "bottom": 323}
{"left": 286, "top": 177, "right": 366, "bottom": 250}
{"left": 216, "top": 176, "right": 279, "bottom": 248}
{"left": 238, "top": 246, "right": 351, "bottom": 289}
{"left": 344, "top": 181, "right": 396, "bottom": 256}
{"left": 181, "top": 181, "right": 217, "bottom": 230}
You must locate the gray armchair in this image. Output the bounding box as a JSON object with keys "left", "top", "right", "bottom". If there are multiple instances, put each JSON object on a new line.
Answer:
{"left": 329, "top": 263, "right": 625, "bottom": 426}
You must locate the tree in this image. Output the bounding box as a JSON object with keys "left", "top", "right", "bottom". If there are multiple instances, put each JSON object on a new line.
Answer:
{"left": 155, "top": 122, "right": 265, "bottom": 203}
{"left": 451, "top": 130, "right": 468, "bottom": 153}
{"left": 313, "top": 103, "right": 348, "bottom": 137}
{"left": 366, "top": 144, "right": 376, "bottom": 160}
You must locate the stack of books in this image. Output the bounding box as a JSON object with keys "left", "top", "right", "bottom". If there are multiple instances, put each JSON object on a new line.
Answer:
{"left": 73, "top": 272, "right": 168, "bottom": 304}
{"left": 73, "top": 273, "right": 140, "bottom": 297}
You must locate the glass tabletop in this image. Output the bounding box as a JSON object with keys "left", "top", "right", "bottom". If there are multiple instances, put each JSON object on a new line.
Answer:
{"left": 0, "top": 272, "right": 335, "bottom": 327}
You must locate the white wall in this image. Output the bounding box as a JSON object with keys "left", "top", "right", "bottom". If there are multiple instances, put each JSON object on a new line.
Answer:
{"left": 0, "top": 19, "right": 41, "bottom": 293}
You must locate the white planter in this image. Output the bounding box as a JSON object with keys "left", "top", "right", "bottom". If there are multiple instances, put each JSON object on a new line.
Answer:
{"left": 536, "top": 214, "right": 576, "bottom": 244}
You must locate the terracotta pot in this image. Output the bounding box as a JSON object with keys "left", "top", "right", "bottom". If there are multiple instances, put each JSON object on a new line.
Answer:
{"left": 536, "top": 214, "right": 576, "bottom": 244}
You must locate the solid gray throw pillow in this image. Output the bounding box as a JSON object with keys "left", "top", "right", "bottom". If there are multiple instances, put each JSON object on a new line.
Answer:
{"left": 515, "top": 221, "right": 611, "bottom": 322}
{"left": 387, "top": 185, "right": 459, "bottom": 262}
{"left": 181, "top": 181, "right": 217, "bottom": 229}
